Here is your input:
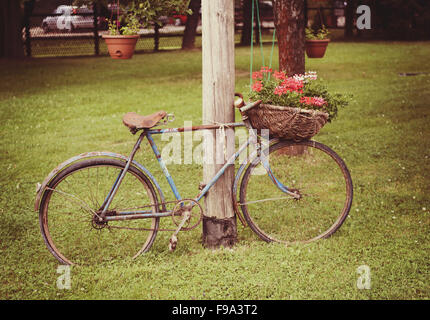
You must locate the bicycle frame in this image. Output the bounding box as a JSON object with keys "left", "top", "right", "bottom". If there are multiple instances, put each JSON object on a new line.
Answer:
{"left": 101, "top": 121, "right": 298, "bottom": 223}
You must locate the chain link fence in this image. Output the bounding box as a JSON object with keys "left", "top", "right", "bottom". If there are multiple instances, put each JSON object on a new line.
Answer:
{"left": 22, "top": 1, "right": 347, "bottom": 58}
{"left": 23, "top": 4, "right": 201, "bottom": 58}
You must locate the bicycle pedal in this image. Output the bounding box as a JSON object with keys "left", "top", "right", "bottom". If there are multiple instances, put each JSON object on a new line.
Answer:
{"left": 169, "top": 235, "right": 178, "bottom": 252}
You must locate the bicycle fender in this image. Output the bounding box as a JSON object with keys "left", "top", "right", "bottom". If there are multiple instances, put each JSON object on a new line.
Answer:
{"left": 34, "top": 151, "right": 166, "bottom": 212}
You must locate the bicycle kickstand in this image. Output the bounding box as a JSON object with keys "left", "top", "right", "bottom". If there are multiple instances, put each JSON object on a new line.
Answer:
{"left": 168, "top": 210, "right": 191, "bottom": 252}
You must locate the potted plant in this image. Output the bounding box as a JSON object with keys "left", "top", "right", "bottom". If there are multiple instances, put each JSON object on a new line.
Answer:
{"left": 74, "top": 0, "right": 191, "bottom": 59}
{"left": 102, "top": 6, "right": 141, "bottom": 59}
{"left": 305, "top": 26, "right": 330, "bottom": 58}
{"left": 247, "top": 67, "right": 350, "bottom": 141}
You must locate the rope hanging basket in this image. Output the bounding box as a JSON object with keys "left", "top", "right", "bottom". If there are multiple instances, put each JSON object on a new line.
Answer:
{"left": 246, "top": 104, "right": 329, "bottom": 141}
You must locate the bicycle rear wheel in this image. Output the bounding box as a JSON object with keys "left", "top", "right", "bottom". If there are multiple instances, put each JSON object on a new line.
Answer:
{"left": 39, "top": 158, "right": 160, "bottom": 265}
{"left": 239, "top": 140, "right": 353, "bottom": 244}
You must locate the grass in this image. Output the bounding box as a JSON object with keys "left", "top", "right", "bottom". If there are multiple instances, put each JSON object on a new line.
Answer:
{"left": 1, "top": 41, "right": 429, "bottom": 300}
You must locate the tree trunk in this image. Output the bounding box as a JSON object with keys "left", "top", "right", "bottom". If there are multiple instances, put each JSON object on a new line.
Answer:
{"left": 273, "top": 0, "right": 305, "bottom": 76}
{"left": 240, "top": 0, "right": 252, "bottom": 46}
{"left": 0, "top": 0, "right": 25, "bottom": 58}
{"left": 274, "top": 0, "right": 306, "bottom": 156}
{"left": 345, "top": 0, "right": 355, "bottom": 38}
{"left": 201, "top": 0, "right": 237, "bottom": 249}
{"left": 182, "top": 0, "right": 201, "bottom": 50}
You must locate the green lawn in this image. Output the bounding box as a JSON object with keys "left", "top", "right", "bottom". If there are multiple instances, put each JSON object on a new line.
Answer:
{"left": 0, "top": 41, "right": 429, "bottom": 300}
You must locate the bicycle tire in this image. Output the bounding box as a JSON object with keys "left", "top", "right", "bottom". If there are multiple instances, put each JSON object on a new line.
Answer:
{"left": 239, "top": 140, "right": 353, "bottom": 244}
{"left": 39, "top": 158, "right": 160, "bottom": 265}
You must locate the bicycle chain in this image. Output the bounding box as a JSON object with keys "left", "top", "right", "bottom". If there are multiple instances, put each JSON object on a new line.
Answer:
{"left": 47, "top": 186, "right": 201, "bottom": 232}
{"left": 106, "top": 199, "right": 202, "bottom": 232}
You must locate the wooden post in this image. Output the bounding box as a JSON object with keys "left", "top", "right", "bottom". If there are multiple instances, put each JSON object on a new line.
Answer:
{"left": 201, "top": 0, "right": 237, "bottom": 249}
{"left": 254, "top": 0, "right": 261, "bottom": 45}
{"left": 24, "top": 9, "right": 31, "bottom": 57}
{"left": 345, "top": 0, "right": 355, "bottom": 38}
{"left": 240, "top": 0, "right": 252, "bottom": 46}
{"left": 154, "top": 24, "right": 159, "bottom": 52}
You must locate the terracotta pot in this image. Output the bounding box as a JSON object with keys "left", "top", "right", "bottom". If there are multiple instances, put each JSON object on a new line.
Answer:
{"left": 102, "top": 35, "right": 139, "bottom": 59}
{"left": 305, "top": 39, "right": 330, "bottom": 58}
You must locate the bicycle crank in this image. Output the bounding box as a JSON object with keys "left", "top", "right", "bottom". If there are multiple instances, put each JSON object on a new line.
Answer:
{"left": 169, "top": 199, "right": 203, "bottom": 251}
{"left": 168, "top": 209, "right": 191, "bottom": 252}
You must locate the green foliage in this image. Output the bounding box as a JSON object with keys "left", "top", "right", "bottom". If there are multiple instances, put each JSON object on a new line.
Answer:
{"left": 302, "top": 79, "right": 351, "bottom": 121}
{"left": 74, "top": 0, "right": 191, "bottom": 35}
{"left": 305, "top": 26, "right": 330, "bottom": 40}
{"left": 248, "top": 68, "right": 350, "bottom": 121}
{"left": 118, "top": 11, "right": 141, "bottom": 35}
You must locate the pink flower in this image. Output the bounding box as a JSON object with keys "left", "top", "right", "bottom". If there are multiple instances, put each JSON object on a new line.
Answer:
{"left": 274, "top": 86, "right": 286, "bottom": 96}
{"left": 252, "top": 71, "right": 263, "bottom": 80}
{"left": 300, "top": 96, "right": 313, "bottom": 105}
{"left": 273, "top": 71, "right": 286, "bottom": 80}
{"left": 311, "top": 97, "right": 326, "bottom": 107}
{"left": 251, "top": 81, "right": 263, "bottom": 92}
{"left": 281, "top": 78, "right": 304, "bottom": 93}
{"left": 300, "top": 96, "right": 326, "bottom": 107}
{"left": 260, "top": 66, "right": 273, "bottom": 73}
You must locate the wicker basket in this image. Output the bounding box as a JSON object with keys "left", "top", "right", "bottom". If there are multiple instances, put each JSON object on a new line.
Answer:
{"left": 247, "top": 103, "right": 329, "bottom": 141}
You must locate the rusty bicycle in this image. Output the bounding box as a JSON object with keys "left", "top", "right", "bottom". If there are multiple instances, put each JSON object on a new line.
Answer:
{"left": 35, "top": 96, "right": 353, "bottom": 265}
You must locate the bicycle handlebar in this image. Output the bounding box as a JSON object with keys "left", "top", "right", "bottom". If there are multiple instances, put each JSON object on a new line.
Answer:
{"left": 234, "top": 92, "right": 261, "bottom": 113}
{"left": 240, "top": 100, "right": 261, "bottom": 113}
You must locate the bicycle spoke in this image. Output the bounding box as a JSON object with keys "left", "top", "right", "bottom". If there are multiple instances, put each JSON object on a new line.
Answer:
{"left": 240, "top": 140, "right": 352, "bottom": 244}
{"left": 46, "top": 187, "right": 96, "bottom": 215}
{"left": 239, "top": 196, "right": 295, "bottom": 206}
{"left": 39, "top": 159, "right": 159, "bottom": 265}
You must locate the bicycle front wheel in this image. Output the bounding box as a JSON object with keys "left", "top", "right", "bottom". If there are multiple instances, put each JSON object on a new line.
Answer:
{"left": 39, "top": 158, "right": 160, "bottom": 265}
{"left": 240, "top": 140, "right": 353, "bottom": 244}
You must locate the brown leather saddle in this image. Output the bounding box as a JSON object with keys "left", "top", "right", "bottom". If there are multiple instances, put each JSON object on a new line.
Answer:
{"left": 123, "top": 111, "right": 167, "bottom": 133}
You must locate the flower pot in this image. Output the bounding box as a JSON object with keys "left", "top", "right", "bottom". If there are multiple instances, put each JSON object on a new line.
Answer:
{"left": 102, "top": 35, "right": 139, "bottom": 59}
{"left": 305, "top": 39, "right": 330, "bottom": 58}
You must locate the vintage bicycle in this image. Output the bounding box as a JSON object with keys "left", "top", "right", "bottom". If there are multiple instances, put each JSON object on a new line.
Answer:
{"left": 35, "top": 96, "right": 353, "bottom": 265}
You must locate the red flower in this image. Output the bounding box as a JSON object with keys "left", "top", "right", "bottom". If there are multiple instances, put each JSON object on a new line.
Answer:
{"left": 281, "top": 78, "right": 304, "bottom": 93}
{"left": 273, "top": 71, "right": 286, "bottom": 80}
{"left": 260, "top": 66, "right": 273, "bottom": 73}
{"left": 300, "top": 96, "right": 326, "bottom": 107}
{"left": 300, "top": 96, "right": 313, "bottom": 105}
{"left": 251, "top": 81, "right": 263, "bottom": 92}
{"left": 311, "top": 97, "right": 327, "bottom": 107}
{"left": 274, "top": 86, "right": 285, "bottom": 96}
{"left": 252, "top": 71, "right": 263, "bottom": 80}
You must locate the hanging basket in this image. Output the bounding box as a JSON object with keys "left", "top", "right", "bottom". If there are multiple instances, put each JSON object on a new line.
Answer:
{"left": 246, "top": 103, "right": 329, "bottom": 141}
{"left": 102, "top": 35, "right": 139, "bottom": 59}
{"left": 305, "top": 39, "right": 330, "bottom": 58}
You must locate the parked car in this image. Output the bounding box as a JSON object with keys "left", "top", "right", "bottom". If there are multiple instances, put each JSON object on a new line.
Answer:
{"left": 41, "top": 5, "right": 105, "bottom": 33}
{"left": 235, "top": 0, "right": 274, "bottom": 25}
{"left": 158, "top": 13, "right": 188, "bottom": 27}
